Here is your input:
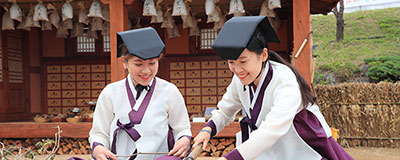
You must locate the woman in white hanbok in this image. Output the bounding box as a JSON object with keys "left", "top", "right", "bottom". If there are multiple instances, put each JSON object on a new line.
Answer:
{"left": 192, "top": 16, "right": 353, "bottom": 160}
{"left": 89, "top": 27, "right": 191, "bottom": 160}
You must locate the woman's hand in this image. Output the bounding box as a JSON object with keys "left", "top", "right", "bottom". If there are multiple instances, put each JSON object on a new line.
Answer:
{"left": 192, "top": 127, "right": 212, "bottom": 150}
{"left": 168, "top": 136, "right": 191, "bottom": 158}
{"left": 92, "top": 145, "right": 117, "bottom": 160}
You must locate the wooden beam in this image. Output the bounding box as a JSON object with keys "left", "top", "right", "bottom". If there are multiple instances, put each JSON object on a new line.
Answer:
{"left": 191, "top": 122, "right": 240, "bottom": 138}
{"left": 292, "top": 0, "right": 312, "bottom": 85}
{"left": 0, "top": 122, "right": 240, "bottom": 138}
{"left": 100, "top": 0, "right": 109, "bottom": 4}
{"left": 110, "top": 0, "right": 128, "bottom": 82}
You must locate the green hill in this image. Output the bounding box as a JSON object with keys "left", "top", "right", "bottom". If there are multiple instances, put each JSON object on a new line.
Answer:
{"left": 311, "top": 7, "right": 400, "bottom": 84}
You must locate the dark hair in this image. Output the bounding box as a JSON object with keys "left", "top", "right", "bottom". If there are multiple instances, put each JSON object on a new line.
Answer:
{"left": 246, "top": 29, "right": 316, "bottom": 108}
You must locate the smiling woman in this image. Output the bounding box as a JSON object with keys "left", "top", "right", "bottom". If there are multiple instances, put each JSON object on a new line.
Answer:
{"left": 89, "top": 27, "right": 192, "bottom": 160}
{"left": 192, "top": 16, "right": 353, "bottom": 160}
{"left": 122, "top": 55, "right": 159, "bottom": 85}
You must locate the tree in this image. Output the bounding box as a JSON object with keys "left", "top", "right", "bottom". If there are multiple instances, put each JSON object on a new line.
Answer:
{"left": 332, "top": 0, "right": 344, "bottom": 41}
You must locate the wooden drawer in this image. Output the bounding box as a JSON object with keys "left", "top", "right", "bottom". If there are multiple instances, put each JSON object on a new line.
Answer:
{"left": 62, "top": 73, "right": 76, "bottom": 81}
{"left": 186, "top": 79, "right": 200, "bottom": 87}
{"left": 187, "top": 105, "right": 201, "bottom": 114}
{"left": 48, "top": 91, "right": 61, "bottom": 98}
{"left": 171, "top": 79, "right": 185, "bottom": 87}
{"left": 92, "top": 81, "right": 106, "bottom": 89}
{"left": 62, "top": 91, "right": 76, "bottom": 98}
{"left": 170, "top": 71, "right": 185, "bottom": 79}
{"left": 186, "top": 62, "right": 200, "bottom": 69}
{"left": 201, "top": 61, "right": 216, "bottom": 69}
{"left": 62, "top": 82, "right": 76, "bottom": 89}
{"left": 202, "top": 105, "right": 217, "bottom": 110}
{"left": 218, "top": 96, "right": 223, "bottom": 101}
{"left": 77, "top": 90, "right": 91, "bottom": 98}
{"left": 92, "top": 90, "right": 102, "bottom": 97}
{"left": 218, "top": 87, "right": 227, "bottom": 95}
{"left": 107, "top": 73, "right": 111, "bottom": 80}
{"left": 217, "top": 61, "right": 229, "bottom": 69}
{"left": 77, "top": 98, "right": 91, "bottom": 106}
{"left": 106, "top": 64, "right": 111, "bottom": 72}
{"left": 202, "top": 79, "right": 217, "bottom": 86}
{"left": 178, "top": 88, "right": 185, "bottom": 95}
{"left": 218, "top": 78, "right": 231, "bottom": 86}
{"left": 47, "top": 65, "right": 61, "bottom": 73}
{"left": 47, "top": 99, "right": 61, "bottom": 106}
{"left": 92, "top": 73, "right": 106, "bottom": 80}
{"left": 47, "top": 82, "right": 61, "bottom": 90}
{"left": 62, "top": 107, "right": 75, "bottom": 114}
{"left": 186, "top": 70, "right": 200, "bottom": 78}
{"left": 201, "top": 70, "right": 216, "bottom": 78}
{"left": 170, "top": 62, "right": 185, "bottom": 70}
{"left": 217, "top": 69, "right": 233, "bottom": 77}
{"left": 202, "top": 96, "right": 217, "bottom": 104}
{"left": 48, "top": 107, "right": 62, "bottom": 114}
{"left": 77, "top": 73, "right": 90, "bottom": 81}
{"left": 186, "top": 88, "right": 201, "bottom": 96}
{"left": 80, "top": 107, "right": 90, "bottom": 113}
{"left": 62, "top": 65, "right": 75, "bottom": 73}
{"left": 62, "top": 99, "right": 76, "bottom": 106}
{"left": 47, "top": 74, "right": 61, "bottom": 81}
{"left": 92, "top": 64, "right": 105, "bottom": 72}
{"left": 77, "top": 65, "right": 90, "bottom": 72}
{"left": 186, "top": 96, "right": 201, "bottom": 104}
{"left": 202, "top": 87, "right": 217, "bottom": 95}
{"left": 77, "top": 82, "right": 90, "bottom": 89}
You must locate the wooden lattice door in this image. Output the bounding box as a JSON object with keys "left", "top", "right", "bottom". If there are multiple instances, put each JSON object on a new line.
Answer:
{"left": 0, "top": 30, "right": 29, "bottom": 121}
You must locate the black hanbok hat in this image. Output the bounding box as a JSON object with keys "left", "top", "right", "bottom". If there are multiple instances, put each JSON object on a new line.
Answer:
{"left": 117, "top": 27, "right": 165, "bottom": 59}
{"left": 212, "top": 16, "right": 280, "bottom": 60}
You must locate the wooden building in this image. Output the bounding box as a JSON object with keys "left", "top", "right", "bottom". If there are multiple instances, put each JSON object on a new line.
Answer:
{"left": 0, "top": 0, "right": 339, "bottom": 122}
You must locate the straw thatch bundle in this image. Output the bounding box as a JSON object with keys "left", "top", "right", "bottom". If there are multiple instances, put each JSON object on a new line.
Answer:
{"left": 315, "top": 82, "right": 400, "bottom": 148}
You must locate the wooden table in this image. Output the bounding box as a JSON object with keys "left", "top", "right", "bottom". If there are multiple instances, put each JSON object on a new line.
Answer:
{"left": 0, "top": 122, "right": 240, "bottom": 138}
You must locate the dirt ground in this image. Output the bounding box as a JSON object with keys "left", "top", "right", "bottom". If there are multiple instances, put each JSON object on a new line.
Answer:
{"left": 25, "top": 147, "right": 399, "bottom": 160}
{"left": 343, "top": 147, "right": 400, "bottom": 160}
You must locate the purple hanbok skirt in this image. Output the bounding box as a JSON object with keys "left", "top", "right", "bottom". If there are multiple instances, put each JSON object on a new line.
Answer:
{"left": 294, "top": 109, "right": 353, "bottom": 160}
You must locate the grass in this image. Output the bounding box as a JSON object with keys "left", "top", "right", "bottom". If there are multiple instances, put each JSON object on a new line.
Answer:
{"left": 311, "top": 7, "right": 400, "bottom": 84}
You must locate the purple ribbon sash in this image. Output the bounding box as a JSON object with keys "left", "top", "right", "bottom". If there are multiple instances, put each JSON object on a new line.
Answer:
{"left": 111, "top": 78, "right": 156, "bottom": 154}
{"left": 240, "top": 63, "right": 273, "bottom": 143}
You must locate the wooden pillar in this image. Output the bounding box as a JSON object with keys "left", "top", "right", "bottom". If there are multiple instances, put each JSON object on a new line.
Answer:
{"left": 293, "top": 0, "right": 312, "bottom": 85}
{"left": 109, "top": 0, "right": 129, "bottom": 82}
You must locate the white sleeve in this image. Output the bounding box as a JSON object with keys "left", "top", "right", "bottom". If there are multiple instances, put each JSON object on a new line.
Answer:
{"left": 167, "top": 84, "right": 192, "bottom": 142}
{"left": 89, "top": 85, "right": 115, "bottom": 149}
{"left": 210, "top": 76, "right": 243, "bottom": 134}
{"left": 236, "top": 74, "right": 302, "bottom": 159}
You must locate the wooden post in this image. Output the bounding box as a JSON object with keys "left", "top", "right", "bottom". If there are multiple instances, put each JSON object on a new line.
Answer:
{"left": 293, "top": 0, "right": 312, "bottom": 85}
{"left": 110, "top": 0, "right": 129, "bottom": 82}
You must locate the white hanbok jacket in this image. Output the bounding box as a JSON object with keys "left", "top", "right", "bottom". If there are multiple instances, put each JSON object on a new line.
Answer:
{"left": 209, "top": 61, "right": 332, "bottom": 160}
{"left": 89, "top": 75, "right": 192, "bottom": 160}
